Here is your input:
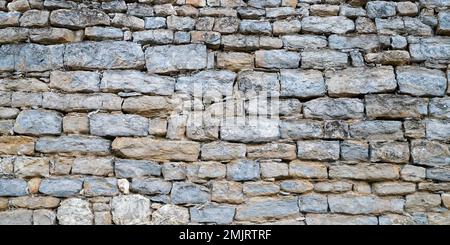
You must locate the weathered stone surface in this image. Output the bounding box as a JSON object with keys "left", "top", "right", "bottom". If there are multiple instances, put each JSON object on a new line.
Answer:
{"left": 14, "top": 110, "right": 62, "bottom": 136}
{"left": 409, "top": 37, "right": 450, "bottom": 61}
{"left": 299, "top": 193, "right": 328, "bottom": 213}
{"left": 427, "top": 167, "right": 450, "bottom": 182}
{"left": 33, "top": 209, "right": 57, "bottom": 225}
{"left": 289, "top": 161, "right": 328, "bottom": 179}
{"left": 115, "top": 159, "right": 161, "bottom": 178}
{"left": 227, "top": 160, "right": 260, "bottom": 181}
{"left": 101, "top": 70, "right": 175, "bottom": 96}
{"left": 43, "top": 92, "right": 123, "bottom": 112}
{"left": 122, "top": 96, "right": 169, "bottom": 117}
{"left": 401, "top": 165, "right": 426, "bottom": 182}
{"left": 297, "top": 140, "right": 340, "bottom": 161}
{"left": 325, "top": 67, "right": 396, "bottom": 96}
{"left": 10, "top": 196, "right": 60, "bottom": 209}
{"left": 50, "top": 9, "right": 110, "bottom": 29}
{"left": 85, "top": 26, "right": 123, "bottom": 41}
{"left": 90, "top": 114, "right": 148, "bottom": 137}
{"left": 280, "top": 69, "right": 325, "bottom": 99}
{"left": 328, "top": 193, "right": 404, "bottom": 214}
{"left": 72, "top": 157, "right": 114, "bottom": 176}
{"left": 65, "top": 41, "right": 145, "bottom": 70}
{"left": 302, "top": 16, "right": 355, "bottom": 34}
{"left": 301, "top": 50, "right": 348, "bottom": 69}
{"left": 176, "top": 70, "right": 236, "bottom": 100}
{"left": 131, "top": 178, "right": 172, "bottom": 195}
{"left": 112, "top": 138, "right": 200, "bottom": 162}
{"left": 329, "top": 164, "right": 400, "bottom": 181}
{"left": 397, "top": 66, "right": 447, "bottom": 97}
{"left": 366, "top": 94, "right": 428, "bottom": 119}
{"left": 145, "top": 44, "right": 207, "bottom": 73}
{"left": 50, "top": 71, "right": 100, "bottom": 93}
{"left": 373, "top": 182, "right": 416, "bottom": 196}
{"left": 0, "top": 136, "right": 35, "bottom": 155}
{"left": 0, "top": 179, "right": 28, "bottom": 196}
{"left": 212, "top": 180, "right": 244, "bottom": 204}
{"left": 243, "top": 181, "right": 279, "bottom": 197}
{"left": 217, "top": 52, "right": 254, "bottom": 71}
{"left": 0, "top": 209, "right": 33, "bottom": 225}
{"left": 314, "top": 181, "right": 353, "bottom": 193}
{"left": 370, "top": 141, "right": 410, "bottom": 164}
{"left": 111, "top": 195, "right": 151, "bottom": 225}
{"left": 306, "top": 214, "right": 378, "bottom": 225}
{"left": 39, "top": 178, "right": 82, "bottom": 197}
{"left": 349, "top": 120, "right": 404, "bottom": 141}
{"left": 430, "top": 98, "right": 450, "bottom": 119}
{"left": 247, "top": 143, "right": 296, "bottom": 160}
{"left": 329, "top": 34, "right": 380, "bottom": 51}
{"left": 405, "top": 192, "right": 442, "bottom": 212}
{"left": 36, "top": 136, "right": 110, "bottom": 155}
{"left": 0, "top": 44, "right": 64, "bottom": 72}
{"left": 255, "top": 50, "right": 300, "bottom": 69}
{"left": 280, "top": 120, "right": 323, "bottom": 140}
{"left": 151, "top": 204, "right": 189, "bottom": 225}
{"left": 84, "top": 178, "right": 119, "bottom": 197}
{"left": 260, "top": 161, "right": 288, "bottom": 179}
{"left": 235, "top": 197, "right": 299, "bottom": 221}
{"left": 171, "top": 182, "right": 210, "bottom": 204}
{"left": 201, "top": 142, "right": 246, "bottom": 161}
{"left": 280, "top": 180, "right": 313, "bottom": 194}
{"left": 191, "top": 205, "right": 235, "bottom": 225}
{"left": 14, "top": 157, "right": 49, "bottom": 178}
{"left": 282, "top": 35, "right": 328, "bottom": 50}
{"left": 220, "top": 118, "right": 280, "bottom": 143}
{"left": 304, "top": 98, "right": 364, "bottom": 120}
{"left": 57, "top": 198, "right": 93, "bottom": 225}
{"left": 411, "top": 140, "right": 450, "bottom": 167}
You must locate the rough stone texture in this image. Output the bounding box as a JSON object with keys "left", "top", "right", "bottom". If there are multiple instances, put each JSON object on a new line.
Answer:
{"left": 0, "top": 0, "right": 448, "bottom": 226}
{"left": 111, "top": 195, "right": 151, "bottom": 225}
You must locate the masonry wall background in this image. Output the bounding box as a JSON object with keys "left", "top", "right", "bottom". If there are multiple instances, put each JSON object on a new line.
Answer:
{"left": 0, "top": 0, "right": 450, "bottom": 225}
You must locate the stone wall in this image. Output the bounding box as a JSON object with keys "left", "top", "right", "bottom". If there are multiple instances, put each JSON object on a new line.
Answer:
{"left": 0, "top": 0, "right": 450, "bottom": 225}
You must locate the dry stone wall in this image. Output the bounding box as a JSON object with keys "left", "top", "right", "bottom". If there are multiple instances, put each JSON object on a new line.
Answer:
{"left": 0, "top": 0, "right": 450, "bottom": 225}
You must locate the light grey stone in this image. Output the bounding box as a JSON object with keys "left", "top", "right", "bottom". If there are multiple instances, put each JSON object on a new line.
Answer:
{"left": 14, "top": 110, "right": 62, "bottom": 136}
{"left": 36, "top": 136, "right": 111, "bottom": 155}
{"left": 280, "top": 120, "right": 323, "bottom": 140}
{"left": 328, "top": 193, "right": 404, "bottom": 214}
{"left": 281, "top": 35, "right": 328, "bottom": 50}
{"left": 84, "top": 178, "right": 119, "bottom": 197}
{"left": 220, "top": 118, "right": 280, "bottom": 143}
{"left": 111, "top": 194, "right": 151, "bottom": 225}
{"left": 151, "top": 204, "right": 189, "bottom": 225}
{"left": 39, "top": 178, "right": 83, "bottom": 197}
{"left": 50, "top": 9, "right": 110, "bottom": 29}
{"left": 297, "top": 140, "right": 340, "bottom": 161}
{"left": 145, "top": 44, "right": 207, "bottom": 73}
{"left": 0, "top": 44, "right": 64, "bottom": 72}
{"left": 90, "top": 114, "right": 149, "bottom": 137}
{"left": 301, "top": 50, "right": 348, "bottom": 69}
{"left": 49, "top": 71, "right": 101, "bottom": 93}
{"left": 426, "top": 120, "right": 450, "bottom": 141}
{"left": 299, "top": 193, "right": 328, "bottom": 213}
{"left": 304, "top": 98, "right": 364, "bottom": 120}
{"left": 329, "top": 164, "right": 400, "bottom": 181}
{"left": 325, "top": 66, "right": 397, "bottom": 96}
{"left": 0, "top": 209, "right": 33, "bottom": 225}
{"left": 306, "top": 214, "right": 378, "bottom": 225}
{"left": 57, "top": 198, "right": 93, "bottom": 225}
{"left": 302, "top": 16, "right": 355, "bottom": 34}
{"left": 397, "top": 66, "right": 447, "bottom": 97}
{"left": 190, "top": 205, "right": 235, "bottom": 224}
{"left": 72, "top": 157, "right": 114, "bottom": 176}
{"left": 64, "top": 41, "right": 145, "bottom": 70}
{"left": 280, "top": 69, "right": 325, "bottom": 98}
{"left": 227, "top": 159, "right": 260, "bottom": 181}
{"left": 171, "top": 182, "right": 210, "bottom": 204}
{"left": 131, "top": 178, "right": 172, "bottom": 195}
{"left": 0, "top": 179, "right": 28, "bottom": 197}
{"left": 235, "top": 197, "right": 299, "bottom": 221}
{"left": 255, "top": 50, "right": 300, "bottom": 69}
{"left": 115, "top": 159, "right": 161, "bottom": 178}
